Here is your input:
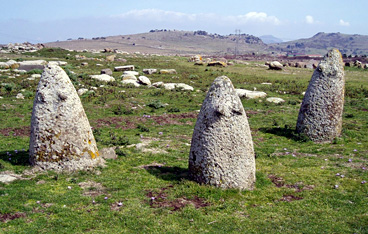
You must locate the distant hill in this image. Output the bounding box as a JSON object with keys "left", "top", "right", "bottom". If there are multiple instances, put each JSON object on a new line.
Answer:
{"left": 45, "top": 31, "right": 368, "bottom": 56}
{"left": 46, "top": 30, "right": 268, "bottom": 56}
{"left": 270, "top": 32, "right": 368, "bottom": 56}
{"left": 260, "top": 35, "right": 283, "bottom": 44}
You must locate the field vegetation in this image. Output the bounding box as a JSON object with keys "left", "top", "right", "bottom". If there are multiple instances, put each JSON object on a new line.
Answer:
{"left": 0, "top": 48, "right": 367, "bottom": 233}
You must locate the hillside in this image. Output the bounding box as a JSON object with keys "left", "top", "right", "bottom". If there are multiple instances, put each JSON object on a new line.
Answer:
{"left": 46, "top": 30, "right": 268, "bottom": 56}
{"left": 260, "top": 35, "right": 283, "bottom": 44}
{"left": 270, "top": 32, "right": 368, "bottom": 55}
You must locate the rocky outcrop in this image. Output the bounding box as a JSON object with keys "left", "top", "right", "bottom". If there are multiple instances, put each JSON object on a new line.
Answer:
{"left": 296, "top": 49, "right": 345, "bottom": 143}
{"left": 189, "top": 76, "right": 256, "bottom": 190}
{"left": 29, "top": 65, "right": 104, "bottom": 171}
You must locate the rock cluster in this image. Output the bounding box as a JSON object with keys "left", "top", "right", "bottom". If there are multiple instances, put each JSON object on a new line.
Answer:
{"left": 189, "top": 76, "right": 256, "bottom": 190}
{"left": 296, "top": 49, "right": 345, "bottom": 143}
{"left": 29, "top": 65, "right": 104, "bottom": 171}
{"left": 1, "top": 42, "right": 44, "bottom": 53}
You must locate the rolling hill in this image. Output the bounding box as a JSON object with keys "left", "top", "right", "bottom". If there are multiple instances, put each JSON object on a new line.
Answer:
{"left": 270, "top": 32, "right": 368, "bottom": 56}
{"left": 45, "top": 31, "right": 368, "bottom": 56}
{"left": 46, "top": 30, "right": 268, "bottom": 56}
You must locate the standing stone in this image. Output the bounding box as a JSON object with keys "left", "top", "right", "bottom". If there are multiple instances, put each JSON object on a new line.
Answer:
{"left": 296, "top": 49, "right": 345, "bottom": 143}
{"left": 189, "top": 76, "right": 256, "bottom": 190}
{"left": 29, "top": 65, "right": 104, "bottom": 171}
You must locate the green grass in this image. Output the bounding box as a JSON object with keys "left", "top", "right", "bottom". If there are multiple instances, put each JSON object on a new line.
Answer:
{"left": 0, "top": 50, "right": 368, "bottom": 233}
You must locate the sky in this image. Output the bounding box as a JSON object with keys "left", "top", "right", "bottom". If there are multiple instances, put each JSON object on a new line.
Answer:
{"left": 0, "top": 0, "right": 367, "bottom": 44}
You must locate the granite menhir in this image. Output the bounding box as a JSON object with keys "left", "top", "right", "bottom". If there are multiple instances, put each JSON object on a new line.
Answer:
{"left": 29, "top": 65, "right": 104, "bottom": 171}
{"left": 189, "top": 76, "right": 256, "bottom": 190}
{"left": 297, "top": 49, "right": 345, "bottom": 143}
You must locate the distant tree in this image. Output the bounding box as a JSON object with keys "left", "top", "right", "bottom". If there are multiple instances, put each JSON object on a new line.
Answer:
{"left": 194, "top": 30, "right": 208, "bottom": 36}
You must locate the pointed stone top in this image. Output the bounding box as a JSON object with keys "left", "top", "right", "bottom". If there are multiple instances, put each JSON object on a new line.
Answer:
{"left": 204, "top": 76, "right": 244, "bottom": 117}
{"left": 317, "top": 48, "right": 344, "bottom": 77}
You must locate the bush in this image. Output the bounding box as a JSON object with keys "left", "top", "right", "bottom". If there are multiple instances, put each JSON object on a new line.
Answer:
{"left": 167, "top": 107, "right": 180, "bottom": 113}
{"left": 27, "top": 69, "right": 43, "bottom": 74}
{"left": 147, "top": 100, "right": 165, "bottom": 109}
{"left": 137, "top": 124, "right": 150, "bottom": 132}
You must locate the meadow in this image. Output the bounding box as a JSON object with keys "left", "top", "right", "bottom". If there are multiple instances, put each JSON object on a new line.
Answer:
{"left": 0, "top": 48, "right": 367, "bottom": 233}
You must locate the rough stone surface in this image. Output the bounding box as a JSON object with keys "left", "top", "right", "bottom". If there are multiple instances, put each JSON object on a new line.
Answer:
{"left": 121, "top": 79, "right": 140, "bottom": 87}
{"left": 138, "top": 76, "right": 151, "bottom": 85}
{"left": 100, "top": 68, "right": 112, "bottom": 75}
{"left": 296, "top": 49, "right": 345, "bottom": 143}
{"left": 269, "top": 61, "right": 283, "bottom": 70}
{"left": 90, "top": 74, "right": 115, "bottom": 82}
{"left": 121, "top": 74, "right": 137, "bottom": 81}
{"left": 29, "top": 65, "right": 104, "bottom": 171}
{"left": 0, "top": 174, "right": 18, "bottom": 183}
{"left": 100, "top": 147, "right": 117, "bottom": 160}
{"left": 189, "top": 76, "right": 256, "bottom": 190}
{"left": 176, "top": 83, "right": 194, "bottom": 91}
{"left": 143, "top": 68, "right": 157, "bottom": 75}
{"left": 163, "top": 83, "right": 176, "bottom": 90}
{"left": 152, "top": 82, "right": 164, "bottom": 87}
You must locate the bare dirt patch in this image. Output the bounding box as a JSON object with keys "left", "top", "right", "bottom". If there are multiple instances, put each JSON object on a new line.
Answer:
{"left": 78, "top": 181, "right": 106, "bottom": 197}
{"left": 0, "top": 212, "right": 26, "bottom": 223}
{"left": 146, "top": 185, "right": 209, "bottom": 211}
{"left": 92, "top": 112, "right": 198, "bottom": 130}
{"left": 279, "top": 195, "right": 303, "bottom": 202}
{"left": 268, "top": 174, "right": 315, "bottom": 192}
{"left": 0, "top": 126, "right": 30, "bottom": 137}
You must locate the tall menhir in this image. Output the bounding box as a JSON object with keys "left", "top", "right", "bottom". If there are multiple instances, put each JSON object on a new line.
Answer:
{"left": 296, "top": 49, "right": 345, "bottom": 143}
{"left": 189, "top": 76, "right": 256, "bottom": 190}
{"left": 29, "top": 65, "right": 104, "bottom": 171}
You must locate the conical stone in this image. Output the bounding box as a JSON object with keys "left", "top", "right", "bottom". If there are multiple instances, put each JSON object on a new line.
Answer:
{"left": 189, "top": 76, "right": 256, "bottom": 190}
{"left": 29, "top": 65, "right": 104, "bottom": 171}
{"left": 296, "top": 49, "right": 345, "bottom": 143}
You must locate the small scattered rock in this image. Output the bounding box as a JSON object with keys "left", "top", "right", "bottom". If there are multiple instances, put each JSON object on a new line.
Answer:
{"left": 121, "top": 74, "right": 137, "bottom": 81}
{"left": 101, "top": 68, "right": 112, "bottom": 75}
{"left": 0, "top": 174, "right": 18, "bottom": 183}
{"left": 123, "top": 71, "right": 139, "bottom": 76}
{"left": 138, "top": 76, "right": 151, "bottom": 85}
{"left": 121, "top": 80, "right": 140, "bottom": 87}
{"left": 207, "top": 61, "right": 227, "bottom": 67}
{"left": 269, "top": 61, "right": 283, "bottom": 70}
{"left": 77, "top": 88, "right": 89, "bottom": 96}
{"left": 266, "top": 97, "right": 285, "bottom": 104}
{"left": 160, "top": 69, "right": 177, "bottom": 74}
{"left": 16, "top": 93, "right": 24, "bottom": 99}
{"left": 114, "top": 65, "right": 134, "bottom": 72}
{"left": 235, "top": 89, "right": 267, "bottom": 99}
{"left": 90, "top": 74, "right": 115, "bottom": 82}
{"left": 106, "top": 55, "right": 115, "bottom": 62}
{"left": 100, "top": 147, "right": 117, "bottom": 160}
{"left": 142, "top": 68, "right": 157, "bottom": 75}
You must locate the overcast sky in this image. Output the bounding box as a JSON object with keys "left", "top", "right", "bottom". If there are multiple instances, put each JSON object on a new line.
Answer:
{"left": 0, "top": 0, "right": 366, "bottom": 44}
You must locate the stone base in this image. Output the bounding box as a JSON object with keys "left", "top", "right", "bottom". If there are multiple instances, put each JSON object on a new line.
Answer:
{"left": 31, "top": 157, "right": 105, "bottom": 173}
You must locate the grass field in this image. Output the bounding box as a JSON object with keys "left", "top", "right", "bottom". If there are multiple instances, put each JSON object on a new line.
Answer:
{"left": 0, "top": 48, "right": 367, "bottom": 233}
